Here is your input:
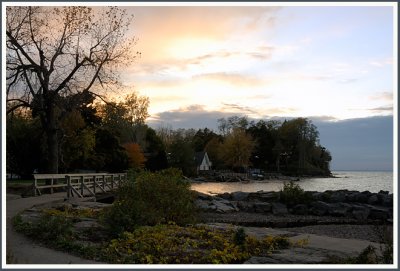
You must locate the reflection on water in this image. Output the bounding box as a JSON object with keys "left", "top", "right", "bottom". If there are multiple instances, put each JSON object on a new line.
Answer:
{"left": 191, "top": 171, "right": 393, "bottom": 195}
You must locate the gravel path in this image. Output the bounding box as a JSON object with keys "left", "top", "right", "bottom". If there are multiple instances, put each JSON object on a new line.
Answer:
{"left": 280, "top": 225, "right": 393, "bottom": 243}
{"left": 200, "top": 212, "right": 393, "bottom": 243}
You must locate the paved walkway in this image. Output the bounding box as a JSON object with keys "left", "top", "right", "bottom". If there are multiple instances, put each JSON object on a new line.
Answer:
{"left": 6, "top": 193, "right": 102, "bottom": 264}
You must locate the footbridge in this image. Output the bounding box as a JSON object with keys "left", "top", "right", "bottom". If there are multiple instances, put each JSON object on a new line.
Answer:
{"left": 33, "top": 173, "right": 127, "bottom": 198}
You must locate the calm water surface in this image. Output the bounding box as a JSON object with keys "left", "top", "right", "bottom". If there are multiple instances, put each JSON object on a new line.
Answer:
{"left": 191, "top": 171, "right": 394, "bottom": 195}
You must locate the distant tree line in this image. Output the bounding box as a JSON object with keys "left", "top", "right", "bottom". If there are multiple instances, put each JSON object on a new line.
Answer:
{"left": 7, "top": 100, "right": 331, "bottom": 178}
{"left": 6, "top": 91, "right": 166, "bottom": 178}
{"left": 156, "top": 116, "right": 332, "bottom": 177}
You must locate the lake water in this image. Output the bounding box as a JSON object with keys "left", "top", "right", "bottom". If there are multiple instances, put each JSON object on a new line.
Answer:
{"left": 191, "top": 171, "right": 394, "bottom": 195}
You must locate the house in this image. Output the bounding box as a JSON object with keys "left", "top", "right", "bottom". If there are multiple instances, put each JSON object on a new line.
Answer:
{"left": 195, "top": 151, "right": 212, "bottom": 172}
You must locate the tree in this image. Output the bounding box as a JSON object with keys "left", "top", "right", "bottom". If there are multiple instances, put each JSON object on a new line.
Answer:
{"left": 6, "top": 6, "right": 138, "bottom": 173}
{"left": 123, "top": 143, "right": 146, "bottom": 169}
{"left": 279, "top": 118, "right": 321, "bottom": 175}
{"left": 247, "top": 120, "right": 280, "bottom": 171}
{"left": 168, "top": 130, "right": 196, "bottom": 176}
{"left": 97, "top": 92, "right": 149, "bottom": 145}
{"left": 217, "top": 116, "right": 249, "bottom": 136}
{"left": 220, "top": 128, "right": 255, "bottom": 171}
{"left": 6, "top": 111, "right": 43, "bottom": 178}
{"left": 145, "top": 127, "right": 168, "bottom": 171}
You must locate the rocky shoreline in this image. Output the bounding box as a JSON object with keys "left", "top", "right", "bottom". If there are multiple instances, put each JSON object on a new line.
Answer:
{"left": 195, "top": 189, "right": 393, "bottom": 224}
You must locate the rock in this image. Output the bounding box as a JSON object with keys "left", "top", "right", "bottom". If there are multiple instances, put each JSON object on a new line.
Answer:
{"left": 217, "top": 192, "right": 231, "bottom": 200}
{"left": 328, "top": 203, "right": 352, "bottom": 217}
{"left": 310, "top": 201, "right": 330, "bottom": 216}
{"left": 231, "top": 191, "right": 249, "bottom": 201}
{"left": 352, "top": 205, "right": 370, "bottom": 220}
{"left": 329, "top": 191, "right": 346, "bottom": 203}
{"left": 378, "top": 194, "right": 393, "bottom": 207}
{"left": 257, "top": 192, "right": 279, "bottom": 202}
{"left": 292, "top": 204, "right": 308, "bottom": 215}
{"left": 248, "top": 192, "right": 279, "bottom": 202}
{"left": 272, "top": 202, "right": 288, "bottom": 215}
{"left": 237, "top": 201, "right": 255, "bottom": 212}
{"left": 194, "top": 199, "right": 216, "bottom": 211}
{"left": 368, "top": 206, "right": 390, "bottom": 220}
{"left": 244, "top": 248, "right": 329, "bottom": 264}
{"left": 196, "top": 192, "right": 213, "bottom": 200}
{"left": 73, "top": 219, "right": 102, "bottom": 231}
{"left": 311, "top": 192, "right": 324, "bottom": 201}
{"left": 213, "top": 199, "right": 239, "bottom": 213}
{"left": 367, "top": 194, "right": 379, "bottom": 205}
{"left": 253, "top": 202, "right": 272, "bottom": 213}
{"left": 378, "top": 190, "right": 389, "bottom": 195}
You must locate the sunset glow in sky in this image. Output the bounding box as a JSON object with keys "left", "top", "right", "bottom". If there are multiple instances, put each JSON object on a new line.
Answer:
{"left": 115, "top": 4, "right": 395, "bottom": 125}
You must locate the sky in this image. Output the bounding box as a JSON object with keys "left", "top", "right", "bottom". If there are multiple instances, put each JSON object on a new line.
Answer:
{"left": 113, "top": 4, "right": 395, "bottom": 171}
{"left": 119, "top": 5, "right": 394, "bottom": 122}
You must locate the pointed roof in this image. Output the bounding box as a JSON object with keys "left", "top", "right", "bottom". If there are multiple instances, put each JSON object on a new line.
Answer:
{"left": 194, "top": 151, "right": 206, "bottom": 166}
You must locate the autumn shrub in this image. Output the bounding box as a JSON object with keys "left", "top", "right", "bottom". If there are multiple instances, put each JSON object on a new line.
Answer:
{"left": 102, "top": 168, "right": 197, "bottom": 235}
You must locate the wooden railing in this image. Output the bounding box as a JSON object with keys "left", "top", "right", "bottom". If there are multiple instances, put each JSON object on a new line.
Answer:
{"left": 33, "top": 173, "right": 127, "bottom": 198}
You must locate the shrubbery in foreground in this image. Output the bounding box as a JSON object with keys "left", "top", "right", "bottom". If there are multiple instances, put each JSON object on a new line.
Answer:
{"left": 102, "top": 168, "right": 197, "bottom": 235}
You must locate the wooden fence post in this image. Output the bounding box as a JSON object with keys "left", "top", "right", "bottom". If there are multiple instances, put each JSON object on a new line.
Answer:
{"left": 67, "top": 176, "right": 71, "bottom": 198}
{"left": 34, "top": 178, "right": 37, "bottom": 197}
{"left": 80, "top": 176, "right": 84, "bottom": 196}
{"left": 50, "top": 178, "right": 54, "bottom": 194}
{"left": 93, "top": 176, "right": 96, "bottom": 195}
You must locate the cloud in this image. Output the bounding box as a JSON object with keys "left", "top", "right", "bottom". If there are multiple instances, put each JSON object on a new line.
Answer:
{"left": 368, "top": 106, "right": 393, "bottom": 113}
{"left": 222, "top": 103, "right": 258, "bottom": 114}
{"left": 369, "top": 58, "right": 393, "bottom": 67}
{"left": 369, "top": 91, "right": 393, "bottom": 102}
{"left": 192, "top": 72, "right": 267, "bottom": 87}
{"left": 338, "top": 78, "right": 358, "bottom": 84}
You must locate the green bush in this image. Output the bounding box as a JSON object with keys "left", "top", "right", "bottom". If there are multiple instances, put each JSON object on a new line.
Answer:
{"left": 279, "top": 181, "right": 311, "bottom": 206}
{"left": 103, "top": 168, "right": 197, "bottom": 235}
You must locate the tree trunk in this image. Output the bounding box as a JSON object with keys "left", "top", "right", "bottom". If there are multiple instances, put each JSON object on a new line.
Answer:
{"left": 44, "top": 103, "right": 59, "bottom": 174}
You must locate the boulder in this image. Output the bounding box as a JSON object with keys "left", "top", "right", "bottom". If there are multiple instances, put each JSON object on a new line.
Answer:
{"left": 327, "top": 203, "right": 352, "bottom": 217}
{"left": 368, "top": 206, "right": 390, "bottom": 220}
{"left": 352, "top": 205, "right": 370, "bottom": 221}
{"left": 217, "top": 192, "right": 231, "bottom": 200}
{"left": 292, "top": 204, "right": 308, "bottom": 215}
{"left": 231, "top": 191, "right": 249, "bottom": 201}
{"left": 310, "top": 201, "right": 330, "bottom": 216}
{"left": 195, "top": 197, "right": 239, "bottom": 213}
{"left": 257, "top": 192, "right": 280, "bottom": 202}
{"left": 378, "top": 193, "right": 393, "bottom": 207}
{"left": 196, "top": 192, "right": 213, "bottom": 200}
{"left": 237, "top": 201, "right": 255, "bottom": 212}
{"left": 311, "top": 192, "right": 324, "bottom": 201}
{"left": 248, "top": 192, "right": 278, "bottom": 202}
{"left": 194, "top": 199, "right": 217, "bottom": 212}
{"left": 253, "top": 202, "right": 272, "bottom": 213}
{"left": 272, "top": 202, "right": 288, "bottom": 215}
{"left": 367, "top": 194, "right": 379, "bottom": 205}
{"left": 329, "top": 191, "right": 346, "bottom": 203}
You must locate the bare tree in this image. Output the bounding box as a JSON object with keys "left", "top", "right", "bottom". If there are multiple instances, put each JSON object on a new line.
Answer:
{"left": 6, "top": 6, "right": 138, "bottom": 173}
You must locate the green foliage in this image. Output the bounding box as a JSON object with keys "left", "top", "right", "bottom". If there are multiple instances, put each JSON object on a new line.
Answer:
{"left": 13, "top": 208, "right": 301, "bottom": 264}
{"left": 233, "top": 227, "right": 247, "bottom": 247}
{"left": 102, "top": 224, "right": 292, "bottom": 264}
{"left": 13, "top": 213, "right": 74, "bottom": 243}
{"left": 103, "top": 169, "right": 197, "bottom": 235}
{"left": 279, "top": 181, "right": 311, "bottom": 206}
